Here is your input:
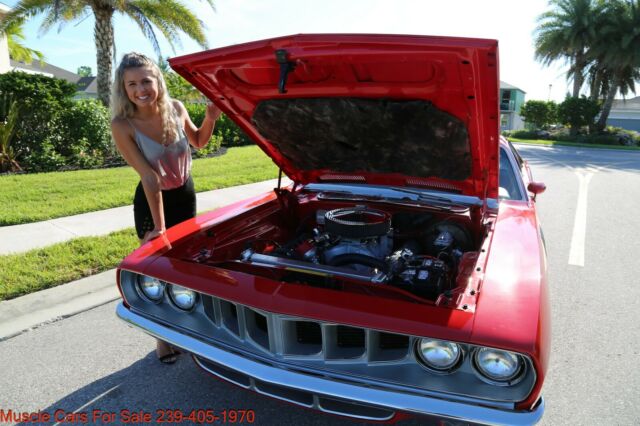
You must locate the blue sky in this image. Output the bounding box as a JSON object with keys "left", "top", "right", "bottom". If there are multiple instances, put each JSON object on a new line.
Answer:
{"left": 3, "top": 0, "right": 570, "bottom": 101}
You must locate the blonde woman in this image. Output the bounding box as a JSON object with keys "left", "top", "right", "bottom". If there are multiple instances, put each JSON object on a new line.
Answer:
{"left": 111, "top": 52, "right": 221, "bottom": 363}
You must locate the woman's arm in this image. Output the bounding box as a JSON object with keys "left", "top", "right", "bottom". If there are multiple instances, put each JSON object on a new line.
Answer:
{"left": 174, "top": 100, "right": 222, "bottom": 148}
{"left": 111, "top": 118, "right": 165, "bottom": 242}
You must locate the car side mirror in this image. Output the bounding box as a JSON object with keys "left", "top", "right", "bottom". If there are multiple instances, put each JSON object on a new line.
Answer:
{"left": 527, "top": 182, "right": 546, "bottom": 201}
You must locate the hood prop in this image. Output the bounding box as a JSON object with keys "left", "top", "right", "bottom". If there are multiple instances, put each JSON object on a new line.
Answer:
{"left": 275, "top": 49, "right": 296, "bottom": 93}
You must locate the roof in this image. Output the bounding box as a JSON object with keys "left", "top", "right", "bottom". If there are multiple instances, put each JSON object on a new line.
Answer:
{"left": 611, "top": 96, "right": 640, "bottom": 110}
{"left": 76, "top": 76, "right": 97, "bottom": 94}
{"left": 500, "top": 80, "right": 525, "bottom": 93}
{"left": 10, "top": 59, "right": 80, "bottom": 85}
{"left": 0, "top": 3, "right": 11, "bottom": 14}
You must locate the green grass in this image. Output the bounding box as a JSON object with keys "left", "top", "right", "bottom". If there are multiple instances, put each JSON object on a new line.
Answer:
{"left": 509, "top": 137, "right": 640, "bottom": 151}
{"left": 0, "top": 228, "right": 139, "bottom": 301}
{"left": 0, "top": 145, "right": 279, "bottom": 226}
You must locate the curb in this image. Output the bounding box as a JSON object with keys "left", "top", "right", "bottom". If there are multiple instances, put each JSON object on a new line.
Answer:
{"left": 0, "top": 269, "right": 119, "bottom": 342}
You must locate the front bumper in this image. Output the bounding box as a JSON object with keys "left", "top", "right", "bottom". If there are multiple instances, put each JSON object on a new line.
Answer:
{"left": 117, "top": 303, "right": 544, "bottom": 425}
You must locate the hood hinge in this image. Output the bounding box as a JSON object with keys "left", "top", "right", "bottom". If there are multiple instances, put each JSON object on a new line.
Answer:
{"left": 275, "top": 49, "right": 296, "bottom": 93}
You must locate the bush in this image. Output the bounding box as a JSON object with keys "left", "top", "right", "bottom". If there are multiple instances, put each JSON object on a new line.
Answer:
{"left": 520, "top": 100, "right": 557, "bottom": 129}
{"left": 0, "top": 72, "right": 76, "bottom": 170}
{"left": 0, "top": 73, "right": 118, "bottom": 172}
{"left": 574, "top": 134, "right": 622, "bottom": 145}
{"left": 192, "top": 134, "right": 223, "bottom": 158}
{"left": 505, "top": 130, "right": 545, "bottom": 139}
{"left": 184, "top": 103, "right": 252, "bottom": 148}
{"left": 557, "top": 96, "right": 600, "bottom": 132}
{"left": 57, "top": 100, "right": 113, "bottom": 168}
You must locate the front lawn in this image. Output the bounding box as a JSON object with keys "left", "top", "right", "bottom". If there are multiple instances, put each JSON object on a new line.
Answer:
{"left": 0, "top": 228, "right": 138, "bottom": 301}
{"left": 0, "top": 145, "right": 278, "bottom": 226}
{"left": 509, "top": 137, "right": 640, "bottom": 151}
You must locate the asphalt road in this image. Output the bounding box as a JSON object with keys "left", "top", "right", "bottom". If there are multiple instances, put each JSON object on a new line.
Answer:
{"left": 1, "top": 143, "right": 639, "bottom": 426}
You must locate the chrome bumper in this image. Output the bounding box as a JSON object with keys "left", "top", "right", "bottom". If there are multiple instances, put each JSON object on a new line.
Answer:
{"left": 117, "top": 303, "right": 544, "bottom": 425}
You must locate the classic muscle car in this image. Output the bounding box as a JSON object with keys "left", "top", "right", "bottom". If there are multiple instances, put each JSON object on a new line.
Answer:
{"left": 116, "top": 34, "right": 549, "bottom": 425}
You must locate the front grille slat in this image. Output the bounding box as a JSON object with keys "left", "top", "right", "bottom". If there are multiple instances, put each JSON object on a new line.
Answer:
{"left": 209, "top": 295, "right": 411, "bottom": 362}
{"left": 325, "top": 325, "right": 366, "bottom": 360}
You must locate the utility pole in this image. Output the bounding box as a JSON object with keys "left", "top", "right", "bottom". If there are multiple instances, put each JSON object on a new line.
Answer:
{"left": 548, "top": 84, "right": 552, "bottom": 101}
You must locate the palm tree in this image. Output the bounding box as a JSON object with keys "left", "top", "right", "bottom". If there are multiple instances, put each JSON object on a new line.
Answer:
{"left": 534, "top": 0, "right": 600, "bottom": 99}
{"left": 0, "top": 0, "right": 214, "bottom": 107}
{"left": 589, "top": 0, "right": 640, "bottom": 130}
{"left": 2, "top": 18, "right": 45, "bottom": 65}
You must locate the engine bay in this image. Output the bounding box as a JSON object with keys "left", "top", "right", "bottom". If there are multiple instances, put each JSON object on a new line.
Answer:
{"left": 238, "top": 205, "right": 476, "bottom": 301}
{"left": 174, "top": 188, "right": 486, "bottom": 304}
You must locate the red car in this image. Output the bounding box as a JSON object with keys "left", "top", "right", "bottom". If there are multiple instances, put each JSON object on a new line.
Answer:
{"left": 116, "top": 34, "right": 549, "bottom": 425}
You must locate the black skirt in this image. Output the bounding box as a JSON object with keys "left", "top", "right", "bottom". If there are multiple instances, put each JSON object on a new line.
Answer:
{"left": 133, "top": 175, "right": 196, "bottom": 240}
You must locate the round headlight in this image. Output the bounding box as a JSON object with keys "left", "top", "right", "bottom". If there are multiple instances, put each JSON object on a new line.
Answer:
{"left": 474, "top": 348, "right": 522, "bottom": 382}
{"left": 168, "top": 284, "right": 197, "bottom": 311}
{"left": 416, "top": 338, "right": 461, "bottom": 371}
{"left": 137, "top": 275, "right": 165, "bottom": 302}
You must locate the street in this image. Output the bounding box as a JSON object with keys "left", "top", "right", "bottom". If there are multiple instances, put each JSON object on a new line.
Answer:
{"left": 1, "top": 143, "right": 639, "bottom": 425}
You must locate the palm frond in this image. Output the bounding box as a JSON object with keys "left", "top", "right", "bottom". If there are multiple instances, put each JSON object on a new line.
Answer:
{"left": 128, "top": 0, "right": 208, "bottom": 48}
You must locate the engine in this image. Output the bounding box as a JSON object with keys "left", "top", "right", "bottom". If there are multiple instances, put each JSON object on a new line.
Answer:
{"left": 240, "top": 206, "right": 472, "bottom": 300}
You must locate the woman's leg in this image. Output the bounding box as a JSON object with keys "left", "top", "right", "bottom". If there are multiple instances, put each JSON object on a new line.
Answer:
{"left": 136, "top": 186, "right": 180, "bottom": 364}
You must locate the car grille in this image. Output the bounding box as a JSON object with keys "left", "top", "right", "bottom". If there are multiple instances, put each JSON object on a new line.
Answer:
{"left": 202, "top": 295, "right": 411, "bottom": 363}
{"left": 118, "top": 269, "right": 537, "bottom": 407}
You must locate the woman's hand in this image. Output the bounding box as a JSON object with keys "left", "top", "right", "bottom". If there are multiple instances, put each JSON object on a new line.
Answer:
{"left": 204, "top": 102, "right": 222, "bottom": 123}
{"left": 142, "top": 227, "right": 166, "bottom": 244}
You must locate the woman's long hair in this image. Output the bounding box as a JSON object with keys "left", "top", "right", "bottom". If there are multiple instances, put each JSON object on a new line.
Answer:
{"left": 111, "top": 52, "right": 178, "bottom": 145}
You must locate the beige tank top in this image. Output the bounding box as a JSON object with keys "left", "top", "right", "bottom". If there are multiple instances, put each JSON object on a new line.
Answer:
{"left": 129, "top": 114, "right": 191, "bottom": 190}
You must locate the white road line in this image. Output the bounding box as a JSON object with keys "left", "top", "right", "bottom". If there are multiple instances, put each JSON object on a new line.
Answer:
{"left": 568, "top": 171, "right": 593, "bottom": 266}
{"left": 53, "top": 384, "right": 120, "bottom": 426}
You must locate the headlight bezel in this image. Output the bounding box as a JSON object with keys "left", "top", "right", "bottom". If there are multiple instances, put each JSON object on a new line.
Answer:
{"left": 167, "top": 283, "right": 199, "bottom": 312}
{"left": 472, "top": 347, "right": 526, "bottom": 386}
{"left": 414, "top": 338, "right": 463, "bottom": 374}
{"left": 136, "top": 275, "right": 166, "bottom": 303}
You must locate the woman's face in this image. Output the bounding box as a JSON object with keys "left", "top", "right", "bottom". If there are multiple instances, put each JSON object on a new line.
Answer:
{"left": 123, "top": 66, "right": 160, "bottom": 109}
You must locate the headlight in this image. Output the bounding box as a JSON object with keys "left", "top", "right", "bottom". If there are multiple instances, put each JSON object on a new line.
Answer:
{"left": 416, "top": 338, "right": 461, "bottom": 372}
{"left": 168, "top": 284, "right": 197, "bottom": 311}
{"left": 474, "top": 348, "right": 522, "bottom": 382}
{"left": 137, "top": 275, "right": 165, "bottom": 302}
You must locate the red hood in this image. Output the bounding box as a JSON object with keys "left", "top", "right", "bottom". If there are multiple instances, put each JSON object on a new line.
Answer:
{"left": 170, "top": 34, "right": 500, "bottom": 199}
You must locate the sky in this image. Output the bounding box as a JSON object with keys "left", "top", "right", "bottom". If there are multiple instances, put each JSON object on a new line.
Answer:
{"left": 3, "top": 0, "right": 570, "bottom": 102}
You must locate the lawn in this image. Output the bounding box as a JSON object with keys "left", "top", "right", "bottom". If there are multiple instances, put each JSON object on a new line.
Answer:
{"left": 509, "top": 137, "right": 640, "bottom": 151}
{"left": 0, "top": 145, "right": 279, "bottom": 226}
{"left": 0, "top": 228, "right": 139, "bottom": 301}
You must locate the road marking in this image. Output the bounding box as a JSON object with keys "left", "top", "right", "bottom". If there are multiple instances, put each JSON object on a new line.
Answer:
{"left": 53, "top": 384, "right": 120, "bottom": 426}
{"left": 568, "top": 171, "right": 593, "bottom": 266}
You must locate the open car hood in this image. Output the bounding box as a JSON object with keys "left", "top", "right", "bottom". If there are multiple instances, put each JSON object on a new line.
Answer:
{"left": 170, "top": 34, "right": 500, "bottom": 199}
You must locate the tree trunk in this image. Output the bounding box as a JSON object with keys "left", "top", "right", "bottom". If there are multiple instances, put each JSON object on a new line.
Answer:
{"left": 596, "top": 83, "right": 617, "bottom": 131}
{"left": 572, "top": 52, "right": 586, "bottom": 98}
{"left": 92, "top": 4, "right": 115, "bottom": 107}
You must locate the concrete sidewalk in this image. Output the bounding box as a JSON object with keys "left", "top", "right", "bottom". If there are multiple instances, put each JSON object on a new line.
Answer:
{"left": 0, "top": 178, "right": 290, "bottom": 340}
{"left": 0, "top": 178, "right": 287, "bottom": 255}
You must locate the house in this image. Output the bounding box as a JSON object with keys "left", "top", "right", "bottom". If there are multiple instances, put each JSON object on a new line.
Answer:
{"left": 500, "top": 81, "right": 526, "bottom": 131}
{"left": 9, "top": 59, "right": 97, "bottom": 99}
{"left": 606, "top": 97, "right": 640, "bottom": 132}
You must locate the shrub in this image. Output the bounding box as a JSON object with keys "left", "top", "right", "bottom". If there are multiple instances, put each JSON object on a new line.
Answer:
{"left": 184, "top": 103, "right": 252, "bottom": 148}
{"left": 192, "top": 134, "right": 223, "bottom": 158}
{"left": 0, "top": 98, "right": 21, "bottom": 173}
{"left": 520, "top": 100, "right": 557, "bottom": 129}
{"left": 57, "top": 99, "right": 113, "bottom": 168}
{"left": 557, "top": 96, "right": 600, "bottom": 132}
{"left": 0, "top": 72, "right": 80, "bottom": 172}
{"left": 575, "top": 134, "right": 622, "bottom": 145}
{"left": 507, "top": 130, "right": 543, "bottom": 139}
